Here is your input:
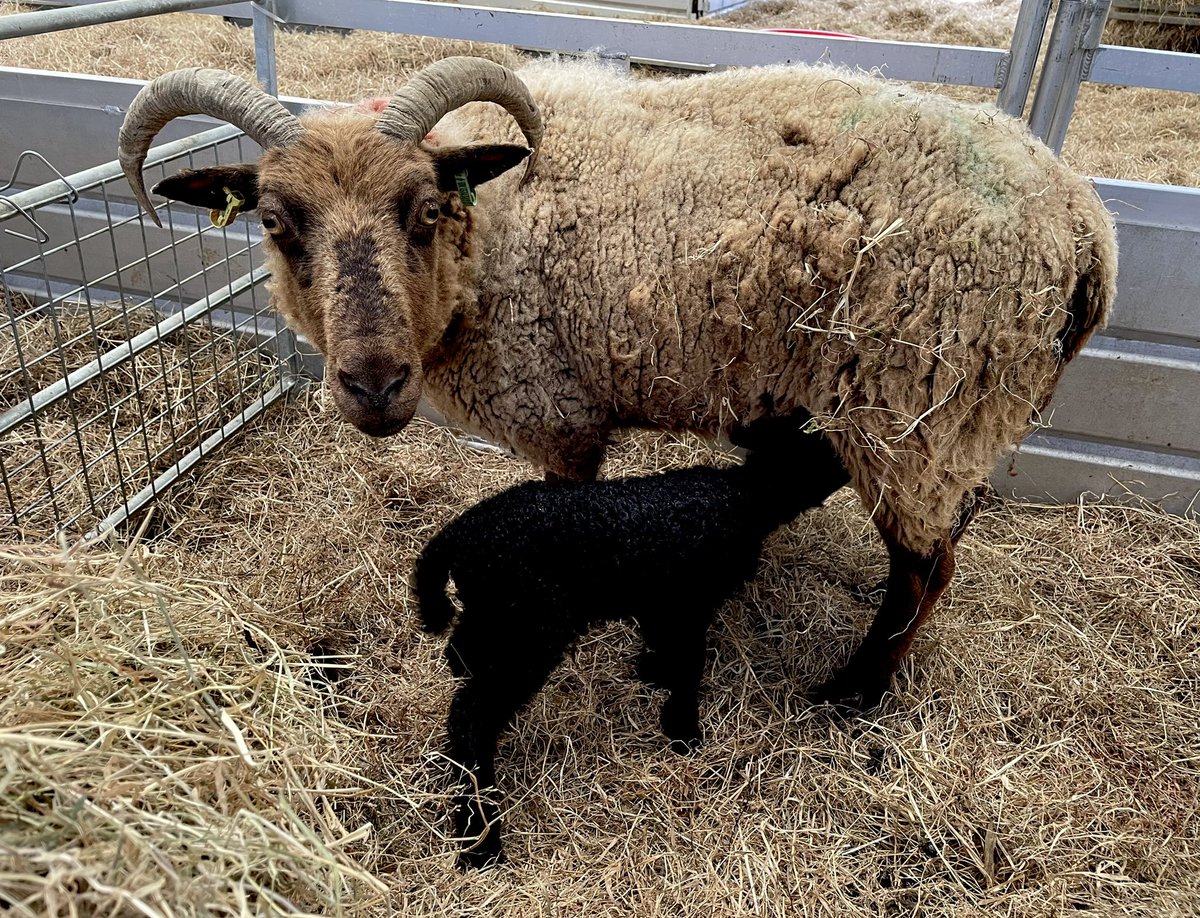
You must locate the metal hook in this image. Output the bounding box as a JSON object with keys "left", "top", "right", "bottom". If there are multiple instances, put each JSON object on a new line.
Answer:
{"left": 0, "top": 198, "right": 51, "bottom": 245}
{"left": 0, "top": 150, "right": 80, "bottom": 246}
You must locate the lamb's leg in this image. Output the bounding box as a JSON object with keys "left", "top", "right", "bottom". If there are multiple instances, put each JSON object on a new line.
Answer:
{"left": 644, "top": 621, "right": 710, "bottom": 755}
{"left": 446, "top": 637, "right": 569, "bottom": 869}
{"left": 813, "top": 529, "right": 956, "bottom": 712}
{"left": 445, "top": 679, "right": 508, "bottom": 870}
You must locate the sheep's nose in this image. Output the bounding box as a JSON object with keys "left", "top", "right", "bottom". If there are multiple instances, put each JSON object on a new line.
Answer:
{"left": 337, "top": 363, "right": 411, "bottom": 412}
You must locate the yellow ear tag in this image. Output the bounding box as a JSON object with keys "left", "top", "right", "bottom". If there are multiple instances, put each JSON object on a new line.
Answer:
{"left": 210, "top": 186, "right": 246, "bottom": 228}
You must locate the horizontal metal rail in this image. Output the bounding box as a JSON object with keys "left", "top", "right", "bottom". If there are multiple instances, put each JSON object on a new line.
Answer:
{"left": 0, "top": 124, "right": 243, "bottom": 218}
{"left": 0, "top": 266, "right": 269, "bottom": 437}
{"left": 86, "top": 375, "right": 295, "bottom": 540}
{"left": 0, "top": 0, "right": 231, "bottom": 40}
{"left": 1087, "top": 43, "right": 1200, "bottom": 92}
{"left": 272, "top": 0, "right": 1011, "bottom": 87}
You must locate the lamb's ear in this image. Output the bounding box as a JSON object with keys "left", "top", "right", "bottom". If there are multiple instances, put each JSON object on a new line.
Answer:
{"left": 428, "top": 143, "right": 531, "bottom": 193}
{"left": 151, "top": 164, "right": 260, "bottom": 211}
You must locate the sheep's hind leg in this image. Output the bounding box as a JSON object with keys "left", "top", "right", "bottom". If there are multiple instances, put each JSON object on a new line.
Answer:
{"left": 813, "top": 529, "right": 956, "bottom": 713}
{"left": 643, "top": 619, "right": 710, "bottom": 755}
{"left": 445, "top": 680, "right": 508, "bottom": 870}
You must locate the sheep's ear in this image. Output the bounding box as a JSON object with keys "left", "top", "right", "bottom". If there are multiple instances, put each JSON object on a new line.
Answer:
{"left": 429, "top": 143, "right": 531, "bottom": 193}
{"left": 151, "top": 164, "right": 260, "bottom": 211}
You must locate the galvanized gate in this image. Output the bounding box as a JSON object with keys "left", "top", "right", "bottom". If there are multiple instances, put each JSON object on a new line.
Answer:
{"left": 0, "top": 120, "right": 299, "bottom": 537}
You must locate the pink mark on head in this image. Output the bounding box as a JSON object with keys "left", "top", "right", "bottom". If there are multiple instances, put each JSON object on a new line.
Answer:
{"left": 359, "top": 97, "right": 389, "bottom": 113}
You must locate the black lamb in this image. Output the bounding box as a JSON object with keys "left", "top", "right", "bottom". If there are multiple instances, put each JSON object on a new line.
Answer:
{"left": 412, "top": 414, "right": 849, "bottom": 868}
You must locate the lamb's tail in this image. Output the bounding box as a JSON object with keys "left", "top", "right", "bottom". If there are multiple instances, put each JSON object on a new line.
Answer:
{"left": 412, "top": 531, "right": 457, "bottom": 634}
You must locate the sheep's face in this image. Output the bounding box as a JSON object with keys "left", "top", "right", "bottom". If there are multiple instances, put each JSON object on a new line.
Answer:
{"left": 153, "top": 116, "right": 529, "bottom": 437}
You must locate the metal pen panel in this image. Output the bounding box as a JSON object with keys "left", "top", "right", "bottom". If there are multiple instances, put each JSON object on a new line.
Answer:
{"left": 272, "top": 0, "right": 1011, "bottom": 87}
{"left": 1027, "top": 0, "right": 1114, "bottom": 151}
{"left": 2, "top": 126, "right": 298, "bottom": 537}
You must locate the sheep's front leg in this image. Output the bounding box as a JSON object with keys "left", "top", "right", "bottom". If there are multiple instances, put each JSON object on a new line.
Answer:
{"left": 813, "top": 533, "right": 956, "bottom": 712}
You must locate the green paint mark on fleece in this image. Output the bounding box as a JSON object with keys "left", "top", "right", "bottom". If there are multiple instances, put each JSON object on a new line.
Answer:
{"left": 952, "top": 114, "right": 1008, "bottom": 207}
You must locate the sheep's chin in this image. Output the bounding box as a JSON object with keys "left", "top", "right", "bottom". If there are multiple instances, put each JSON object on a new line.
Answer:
{"left": 352, "top": 414, "right": 413, "bottom": 438}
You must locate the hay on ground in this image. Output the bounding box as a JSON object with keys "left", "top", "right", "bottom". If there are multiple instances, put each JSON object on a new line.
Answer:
{"left": 4, "top": 392, "right": 1199, "bottom": 916}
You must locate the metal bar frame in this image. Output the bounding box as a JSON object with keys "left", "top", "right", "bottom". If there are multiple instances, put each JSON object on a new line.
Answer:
{"left": 0, "top": 0, "right": 233, "bottom": 40}
{"left": 2, "top": 116, "right": 296, "bottom": 535}
{"left": 996, "top": 0, "right": 1054, "bottom": 117}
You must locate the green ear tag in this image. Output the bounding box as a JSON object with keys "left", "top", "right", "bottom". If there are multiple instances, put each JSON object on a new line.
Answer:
{"left": 454, "top": 171, "right": 477, "bottom": 207}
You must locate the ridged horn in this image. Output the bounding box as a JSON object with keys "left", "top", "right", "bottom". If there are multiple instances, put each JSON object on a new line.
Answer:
{"left": 375, "top": 57, "right": 542, "bottom": 185}
{"left": 119, "top": 68, "right": 305, "bottom": 227}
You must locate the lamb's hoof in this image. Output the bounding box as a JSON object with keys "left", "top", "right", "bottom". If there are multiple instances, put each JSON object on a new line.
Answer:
{"left": 456, "top": 842, "right": 505, "bottom": 871}
{"left": 668, "top": 734, "right": 703, "bottom": 756}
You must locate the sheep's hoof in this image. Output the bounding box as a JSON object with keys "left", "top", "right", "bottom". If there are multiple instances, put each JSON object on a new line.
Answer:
{"left": 812, "top": 667, "right": 891, "bottom": 715}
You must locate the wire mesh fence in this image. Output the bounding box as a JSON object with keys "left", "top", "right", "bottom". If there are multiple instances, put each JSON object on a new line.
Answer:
{"left": 0, "top": 126, "right": 301, "bottom": 539}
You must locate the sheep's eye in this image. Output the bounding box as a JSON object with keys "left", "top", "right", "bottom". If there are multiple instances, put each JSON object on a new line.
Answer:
{"left": 260, "top": 213, "right": 284, "bottom": 235}
{"left": 418, "top": 200, "right": 441, "bottom": 226}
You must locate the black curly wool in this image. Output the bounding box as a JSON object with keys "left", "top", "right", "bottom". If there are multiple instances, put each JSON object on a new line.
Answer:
{"left": 413, "top": 415, "right": 849, "bottom": 868}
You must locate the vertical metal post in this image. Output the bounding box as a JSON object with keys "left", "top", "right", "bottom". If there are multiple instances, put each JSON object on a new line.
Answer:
{"left": 252, "top": 1, "right": 279, "bottom": 97}
{"left": 1027, "top": 0, "right": 1113, "bottom": 153}
{"left": 996, "top": 0, "right": 1054, "bottom": 118}
{"left": 249, "top": 2, "right": 304, "bottom": 388}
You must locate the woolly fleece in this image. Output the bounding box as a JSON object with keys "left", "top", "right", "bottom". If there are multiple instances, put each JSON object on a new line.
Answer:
{"left": 407, "top": 61, "right": 1116, "bottom": 553}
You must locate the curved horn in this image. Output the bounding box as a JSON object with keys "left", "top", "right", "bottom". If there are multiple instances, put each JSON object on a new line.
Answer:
{"left": 375, "top": 57, "right": 543, "bottom": 185}
{"left": 119, "top": 68, "right": 305, "bottom": 226}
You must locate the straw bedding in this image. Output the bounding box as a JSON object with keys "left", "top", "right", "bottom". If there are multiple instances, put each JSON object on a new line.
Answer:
{"left": 4, "top": 396, "right": 1199, "bottom": 915}
{"left": 2, "top": 1, "right": 1200, "bottom": 915}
